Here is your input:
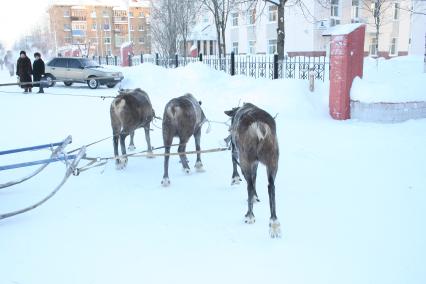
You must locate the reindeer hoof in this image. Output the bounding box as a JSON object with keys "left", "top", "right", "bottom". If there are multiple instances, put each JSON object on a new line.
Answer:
{"left": 269, "top": 219, "right": 282, "bottom": 238}
{"left": 183, "top": 168, "right": 191, "bottom": 174}
{"left": 128, "top": 145, "right": 136, "bottom": 152}
{"left": 161, "top": 177, "right": 170, "bottom": 187}
{"left": 194, "top": 161, "right": 204, "bottom": 172}
{"left": 115, "top": 157, "right": 128, "bottom": 170}
{"left": 146, "top": 151, "right": 154, "bottom": 159}
{"left": 231, "top": 176, "right": 242, "bottom": 185}
{"left": 244, "top": 214, "right": 255, "bottom": 224}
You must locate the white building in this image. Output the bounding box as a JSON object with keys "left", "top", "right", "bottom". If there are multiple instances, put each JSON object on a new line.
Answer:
{"left": 409, "top": 0, "right": 426, "bottom": 55}
{"left": 224, "top": 0, "right": 423, "bottom": 58}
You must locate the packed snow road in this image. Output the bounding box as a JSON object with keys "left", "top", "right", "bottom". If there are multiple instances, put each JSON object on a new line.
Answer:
{"left": 0, "top": 61, "right": 425, "bottom": 284}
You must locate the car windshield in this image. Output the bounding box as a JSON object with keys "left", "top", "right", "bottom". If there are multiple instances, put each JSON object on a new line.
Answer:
{"left": 79, "top": 58, "right": 102, "bottom": 68}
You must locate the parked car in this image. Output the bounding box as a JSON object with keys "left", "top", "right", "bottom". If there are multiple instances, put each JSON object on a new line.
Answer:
{"left": 44, "top": 57, "right": 124, "bottom": 89}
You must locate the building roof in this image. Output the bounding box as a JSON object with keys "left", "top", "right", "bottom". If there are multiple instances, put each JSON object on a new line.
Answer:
{"left": 50, "top": 0, "right": 150, "bottom": 8}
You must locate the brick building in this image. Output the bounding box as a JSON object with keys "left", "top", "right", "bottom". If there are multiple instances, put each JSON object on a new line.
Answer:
{"left": 48, "top": 0, "right": 151, "bottom": 57}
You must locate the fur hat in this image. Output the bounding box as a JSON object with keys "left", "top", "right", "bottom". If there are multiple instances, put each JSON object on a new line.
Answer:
{"left": 34, "top": 52, "right": 41, "bottom": 57}
{"left": 20, "top": 50, "right": 26, "bottom": 56}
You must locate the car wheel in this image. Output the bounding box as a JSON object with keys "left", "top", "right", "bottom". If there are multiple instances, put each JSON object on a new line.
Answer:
{"left": 44, "top": 74, "right": 56, "bottom": 87}
{"left": 87, "top": 77, "right": 99, "bottom": 89}
{"left": 106, "top": 83, "right": 117, "bottom": 88}
{"left": 64, "top": 81, "right": 73, "bottom": 86}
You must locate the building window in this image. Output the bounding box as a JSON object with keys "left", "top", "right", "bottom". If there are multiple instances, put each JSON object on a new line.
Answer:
{"left": 268, "top": 5, "right": 277, "bottom": 22}
{"left": 104, "top": 37, "right": 111, "bottom": 44}
{"left": 130, "top": 25, "right": 134, "bottom": 31}
{"left": 104, "top": 21, "right": 110, "bottom": 31}
{"left": 331, "top": 0, "right": 340, "bottom": 26}
{"left": 64, "top": 10, "right": 70, "bottom": 17}
{"left": 389, "top": 38, "right": 398, "bottom": 55}
{"left": 91, "top": 11, "right": 96, "bottom": 18}
{"left": 268, "top": 39, "right": 277, "bottom": 54}
{"left": 64, "top": 24, "right": 71, "bottom": 31}
{"left": 232, "top": 13, "right": 239, "bottom": 26}
{"left": 210, "top": 40, "right": 214, "bottom": 55}
{"left": 139, "top": 12, "right": 145, "bottom": 18}
{"left": 248, "top": 40, "right": 256, "bottom": 54}
{"left": 232, "top": 42, "right": 238, "bottom": 54}
{"left": 369, "top": 37, "right": 378, "bottom": 56}
{"left": 138, "top": 25, "right": 144, "bottom": 31}
{"left": 393, "top": 3, "right": 400, "bottom": 20}
{"left": 351, "top": 0, "right": 359, "bottom": 21}
{"left": 247, "top": 9, "right": 256, "bottom": 25}
{"left": 139, "top": 37, "right": 144, "bottom": 44}
{"left": 129, "top": 11, "right": 133, "bottom": 17}
{"left": 103, "top": 10, "right": 109, "bottom": 17}
{"left": 92, "top": 23, "right": 97, "bottom": 31}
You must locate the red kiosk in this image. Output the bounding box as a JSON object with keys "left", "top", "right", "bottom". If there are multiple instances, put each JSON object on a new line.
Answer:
{"left": 329, "top": 24, "right": 366, "bottom": 120}
{"left": 120, "top": 42, "right": 133, "bottom": 67}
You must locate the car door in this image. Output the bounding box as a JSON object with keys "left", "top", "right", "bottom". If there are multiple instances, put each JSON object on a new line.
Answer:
{"left": 51, "top": 58, "right": 68, "bottom": 80}
{"left": 66, "top": 58, "right": 85, "bottom": 81}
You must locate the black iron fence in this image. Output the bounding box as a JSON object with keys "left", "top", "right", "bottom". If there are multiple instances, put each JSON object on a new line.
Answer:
{"left": 93, "top": 52, "right": 329, "bottom": 81}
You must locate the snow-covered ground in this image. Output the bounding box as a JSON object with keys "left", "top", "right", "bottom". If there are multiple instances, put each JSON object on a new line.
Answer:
{"left": 0, "top": 60, "right": 425, "bottom": 284}
{"left": 351, "top": 56, "right": 426, "bottom": 103}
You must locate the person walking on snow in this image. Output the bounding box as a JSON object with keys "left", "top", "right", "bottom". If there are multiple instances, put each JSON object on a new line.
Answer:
{"left": 16, "top": 50, "right": 33, "bottom": 93}
{"left": 33, "top": 52, "right": 45, "bottom": 93}
{"left": 4, "top": 50, "right": 15, "bottom": 76}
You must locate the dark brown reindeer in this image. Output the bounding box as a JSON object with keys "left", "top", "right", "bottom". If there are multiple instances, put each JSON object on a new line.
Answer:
{"left": 225, "top": 103, "right": 281, "bottom": 238}
{"left": 161, "top": 93, "right": 207, "bottom": 186}
{"left": 110, "top": 88, "right": 155, "bottom": 169}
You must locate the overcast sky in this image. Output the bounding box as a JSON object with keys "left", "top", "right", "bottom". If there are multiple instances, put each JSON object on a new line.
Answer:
{"left": 0, "top": 0, "right": 51, "bottom": 49}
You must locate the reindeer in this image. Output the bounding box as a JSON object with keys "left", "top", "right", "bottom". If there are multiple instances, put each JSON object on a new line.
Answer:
{"left": 161, "top": 93, "right": 207, "bottom": 186}
{"left": 110, "top": 88, "right": 155, "bottom": 169}
{"left": 225, "top": 103, "right": 281, "bottom": 238}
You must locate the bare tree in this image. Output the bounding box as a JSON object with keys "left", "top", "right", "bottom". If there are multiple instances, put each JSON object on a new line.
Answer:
{"left": 176, "top": 0, "right": 200, "bottom": 57}
{"left": 201, "top": 0, "right": 237, "bottom": 58}
{"left": 151, "top": 0, "right": 179, "bottom": 57}
{"left": 358, "top": 0, "right": 395, "bottom": 57}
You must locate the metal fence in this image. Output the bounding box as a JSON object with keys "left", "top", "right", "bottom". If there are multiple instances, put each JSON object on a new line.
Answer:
{"left": 93, "top": 53, "right": 329, "bottom": 81}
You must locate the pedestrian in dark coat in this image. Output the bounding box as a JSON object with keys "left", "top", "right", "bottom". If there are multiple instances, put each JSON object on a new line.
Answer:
{"left": 33, "top": 52, "right": 45, "bottom": 93}
{"left": 16, "top": 50, "right": 32, "bottom": 93}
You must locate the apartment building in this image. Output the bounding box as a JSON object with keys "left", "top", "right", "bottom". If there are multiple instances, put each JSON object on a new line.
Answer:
{"left": 48, "top": 0, "right": 151, "bottom": 57}
{"left": 225, "top": 0, "right": 421, "bottom": 58}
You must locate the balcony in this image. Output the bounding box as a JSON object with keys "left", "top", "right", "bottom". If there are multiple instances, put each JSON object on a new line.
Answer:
{"left": 114, "top": 16, "right": 128, "bottom": 23}
{"left": 71, "top": 16, "right": 87, "bottom": 21}
{"left": 72, "top": 30, "right": 85, "bottom": 37}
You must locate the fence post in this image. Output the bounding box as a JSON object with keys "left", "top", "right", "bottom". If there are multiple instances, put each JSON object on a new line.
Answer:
{"left": 128, "top": 54, "right": 132, "bottom": 67}
{"left": 106, "top": 56, "right": 109, "bottom": 65}
{"left": 199, "top": 53, "right": 203, "bottom": 62}
{"left": 309, "top": 67, "right": 315, "bottom": 92}
{"left": 141, "top": 53, "right": 144, "bottom": 64}
{"left": 92, "top": 55, "right": 95, "bottom": 61}
{"left": 98, "top": 56, "right": 101, "bottom": 65}
{"left": 155, "top": 53, "right": 159, "bottom": 65}
{"left": 114, "top": 56, "right": 118, "bottom": 66}
{"left": 175, "top": 54, "right": 179, "bottom": 68}
{"left": 273, "top": 53, "right": 279, "bottom": 80}
{"left": 230, "top": 52, "right": 235, "bottom": 76}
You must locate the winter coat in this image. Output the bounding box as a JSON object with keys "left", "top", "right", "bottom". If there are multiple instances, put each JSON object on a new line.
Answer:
{"left": 33, "top": 58, "right": 45, "bottom": 87}
{"left": 16, "top": 57, "right": 33, "bottom": 89}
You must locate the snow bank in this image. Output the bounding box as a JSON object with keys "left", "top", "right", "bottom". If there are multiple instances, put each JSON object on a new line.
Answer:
{"left": 351, "top": 56, "right": 426, "bottom": 103}
{"left": 119, "top": 62, "right": 330, "bottom": 121}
